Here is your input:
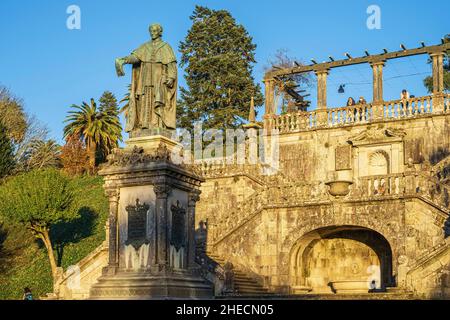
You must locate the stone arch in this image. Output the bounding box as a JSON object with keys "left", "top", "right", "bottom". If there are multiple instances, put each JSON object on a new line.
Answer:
{"left": 288, "top": 226, "right": 394, "bottom": 293}
{"left": 279, "top": 216, "right": 400, "bottom": 279}
{"left": 368, "top": 150, "right": 390, "bottom": 175}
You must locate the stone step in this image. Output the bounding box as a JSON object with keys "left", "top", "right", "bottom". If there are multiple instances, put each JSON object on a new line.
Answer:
{"left": 235, "top": 287, "right": 268, "bottom": 293}
{"left": 234, "top": 278, "right": 260, "bottom": 285}
{"left": 204, "top": 254, "right": 269, "bottom": 295}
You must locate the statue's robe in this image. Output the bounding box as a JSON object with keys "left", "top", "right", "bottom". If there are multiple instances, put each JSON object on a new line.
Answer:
{"left": 126, "top": 39, "right": 177, "bottom": 132}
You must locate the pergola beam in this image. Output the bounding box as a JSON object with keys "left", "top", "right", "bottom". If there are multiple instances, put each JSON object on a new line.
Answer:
{"left": 265, "top": 42, "right": 450, "bottom": 79}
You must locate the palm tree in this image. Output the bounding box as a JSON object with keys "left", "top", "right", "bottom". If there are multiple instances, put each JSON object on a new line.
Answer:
{"left": 119, "top": 84, "right": 131, "bottom": 117}
{"left": 25, "top": 139, "right": 61, "bottom": 170}
{"left": 64, "top": 98, "right": 122, "bottom": 170}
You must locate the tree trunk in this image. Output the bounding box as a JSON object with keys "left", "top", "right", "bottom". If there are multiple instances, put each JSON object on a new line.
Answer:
{"left": 39, "top": 230, "right": 58, "bottom": 281}
{"left": 87, "top": 142, "right": 96, "bottom": 172}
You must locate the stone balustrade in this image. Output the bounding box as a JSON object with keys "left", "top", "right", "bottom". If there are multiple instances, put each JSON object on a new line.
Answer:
{"left": 383, "top": 96, "right": 433, "bottom": 119}
{"left": 356, "top": 172, "right": 449, "bottom": 210}
{"left": 209, "top": 171, "right": 449, "bottom": 246}
{"left": 267, "top": 94, "right": 449, "bottom": 133}
{"left": 328, "top": 104, "right": 373, "bottom": 126}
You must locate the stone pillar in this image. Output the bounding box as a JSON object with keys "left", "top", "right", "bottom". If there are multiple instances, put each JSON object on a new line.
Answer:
{"left": 315, "top": 69, "right": 329, "bottom": 109}
{"left": 371, "top": 61, "right": 385, "bottom": 120}
{"left": 371, "top": 61, "right": 385, "bottom": 103}
{"left": 315, "top": 69, "right": 329, "bottom": 126}
{"left": 105, "top": 190, "right": 119, "bottom": 275}
{"left": 154, "top": 184, "right": 171, "bottom": 271}
{"left": 264, "top": 78, "right": 276, "bottom": 115}
{"left": 187, "top": 191, "right": 201, "bottom": 269}
{"left": 431, "top": 52, "right": 445, "bottom": 94}
{"left": 430, "top": 52, "right": 446, "bottom": 113}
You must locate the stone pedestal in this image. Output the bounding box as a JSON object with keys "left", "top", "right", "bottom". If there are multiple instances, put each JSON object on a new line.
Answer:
{"left": 89, "top": 137, "right": 213, "bottom": 299}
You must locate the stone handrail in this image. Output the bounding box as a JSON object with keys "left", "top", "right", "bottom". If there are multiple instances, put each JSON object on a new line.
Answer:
{"left": 268, "top": 95, "right": 447, "bottom": 133}
{"left": 210, "top": 182, "right": 330, "bottom": 246}
{"left": 211, "top": 171, "right": 449, "bottom": 247}
{"left": 383, "top": 96, "right": 433, "bottom": 119}
{"left": 356, "top": 172, "right": 450, "bottom": 211}
{"left": 328, "top": 104, "right": 373, "bottom": 126}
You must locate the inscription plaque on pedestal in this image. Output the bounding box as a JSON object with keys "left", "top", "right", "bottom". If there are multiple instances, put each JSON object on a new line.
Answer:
{"left": 170, "top": 200, "right": 186, "bottom": 250}
{"left": 126, "top": 199, "right": 149, "bottom": 249}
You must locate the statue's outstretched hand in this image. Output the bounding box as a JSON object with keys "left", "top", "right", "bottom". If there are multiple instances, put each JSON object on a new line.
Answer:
{"left": 115, "top": 58, "right": 125, "bottom": 77}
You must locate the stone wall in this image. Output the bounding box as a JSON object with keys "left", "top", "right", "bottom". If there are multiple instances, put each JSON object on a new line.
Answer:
{"left": 56, "top": 243, "right": 108, "bottom": 300}
{"left": 197, "top": 113, "right": 450, "bottom": 297}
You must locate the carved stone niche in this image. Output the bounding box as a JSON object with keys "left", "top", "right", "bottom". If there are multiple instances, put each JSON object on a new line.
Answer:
{"left": 90, "top": 137, "right": 213, "bottom": 300}
{"left": 348, "top": 127, "right": 407, "bottom": 177}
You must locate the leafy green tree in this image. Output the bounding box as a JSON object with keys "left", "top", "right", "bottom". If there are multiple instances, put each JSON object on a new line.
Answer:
{"left": 63, "top": 98, "right": 122, "bottom": 170}
{"left": 424, "top": 35, "right": 450, "bottom": 93}
{"left": 178, "top": 5, "right": 264, "bottom": 130}
{"left": 0, "top": 121, "right": 15, "bottom": 179}
{"left": 0, "top": 86, "right": 27, "bottom": 144}
{"left": 0, "top": 169, "right": 78, "bottom": 280}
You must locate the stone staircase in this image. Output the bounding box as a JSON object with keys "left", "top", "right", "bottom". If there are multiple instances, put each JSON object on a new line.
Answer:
{"left": 207, "top": 253, "right": 270, "bottom": 296}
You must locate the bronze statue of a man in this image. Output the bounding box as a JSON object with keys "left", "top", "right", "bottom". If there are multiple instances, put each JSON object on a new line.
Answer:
{"left": 115, "top": 23, "right": 177, "bottom": 135}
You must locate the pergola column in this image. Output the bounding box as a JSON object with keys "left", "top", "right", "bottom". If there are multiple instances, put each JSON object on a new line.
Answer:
{"left": 430, "top": 51, "right": 446, "bottom": 112}
{"left": 315, "top": 69, "right": 329, "bottom": 125}
{"left": 263, "top": 78, "right": 277, "bottom": 131}
{"left": 264, "top": 78, "right": 276, "bottom": 114}
{"left": 430, "top": 52, "right": 445, "bottom": 94}
{"left": 371, "top": 60, "right": 385, "bottom": 104}
{"left": 370, "top": 60, "right": 385, "bottom": 119}
{"left": 315, "top": 69, "right": 329, "bottom": 109}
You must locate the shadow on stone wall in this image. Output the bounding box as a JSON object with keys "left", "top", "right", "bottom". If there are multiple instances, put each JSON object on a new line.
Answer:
{"left": 50, "top": 207, "right": 97, "bottom": 266}
{"left": 429, "top": 147, "right": 450, "bottom": 165}
{"left": 445, "top": 216, "right": 450, "bottom": 239}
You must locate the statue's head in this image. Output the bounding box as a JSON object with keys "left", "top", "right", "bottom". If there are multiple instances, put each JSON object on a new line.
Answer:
{"left": 149, "top": 23, "right": 163, "bottom": 40}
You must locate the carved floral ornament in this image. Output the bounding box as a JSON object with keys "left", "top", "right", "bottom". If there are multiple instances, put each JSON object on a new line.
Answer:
{"left": 104, "top": 143, "right": 173, "bottom": 167}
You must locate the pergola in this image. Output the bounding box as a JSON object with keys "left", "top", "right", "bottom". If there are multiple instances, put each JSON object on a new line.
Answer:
{"left": 263, "top": 42, "right": 450, "bottom": 116}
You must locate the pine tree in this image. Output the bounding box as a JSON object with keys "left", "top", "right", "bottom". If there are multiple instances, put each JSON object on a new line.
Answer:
{"left": 99, "top": 91, "right": 119, "bottom": 116}
{"left": 178, "top": 6, "right": 264, "bottom": 130}
{"left": 0, "top": 121, "right": 15, "bottom": 179}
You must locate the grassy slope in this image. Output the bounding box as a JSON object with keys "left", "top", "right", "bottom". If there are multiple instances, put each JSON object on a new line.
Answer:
{"left": 0, "top": 175, "right": 108, "bottom": 300}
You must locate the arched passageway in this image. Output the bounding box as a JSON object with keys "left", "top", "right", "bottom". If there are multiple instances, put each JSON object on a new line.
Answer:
{"left": 290, "top": 226, "right": 394, "bottom": 294}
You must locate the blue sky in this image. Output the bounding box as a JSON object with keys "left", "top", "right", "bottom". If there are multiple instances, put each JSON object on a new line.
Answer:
{"left": 0, "top": 0, "right": 448, "bottom": 142}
